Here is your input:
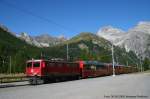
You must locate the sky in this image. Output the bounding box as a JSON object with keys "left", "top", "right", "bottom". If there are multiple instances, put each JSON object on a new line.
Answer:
{"left": 0, "top": 0, "right": 150, "bottom": 38}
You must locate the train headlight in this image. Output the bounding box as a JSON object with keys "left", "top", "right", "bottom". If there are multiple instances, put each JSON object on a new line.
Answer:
{"left": 31, "top": 69, "right": 33, "bottom": 73}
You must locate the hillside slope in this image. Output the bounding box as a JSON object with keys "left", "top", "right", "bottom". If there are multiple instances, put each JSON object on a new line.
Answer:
{"left": 45, "top": 32, "right": 139, "bottom": 65}
{"left": 0, "top": 26, "right": 42, "bottom": 73}
{"left": 0, "top": 26, "right": 140, "bottom": 73}
{"left": 97, "top": 21, "right": 150, "bottom": 59}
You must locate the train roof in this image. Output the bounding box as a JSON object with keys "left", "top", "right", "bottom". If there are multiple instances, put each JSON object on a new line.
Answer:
{"left": 27, "top": 59, "right": 43, "bottom": 63}
{"left": 103, "top": 63, "right": 126, "bottom": 67}
{"left": 81, "top": 61, "right": 106, "bottom": 65}
{"left": 26, "top": 59, "right": 77, "bottom": 64}
{"left": 27, "top": 59, "right": 127, "bottom": 67}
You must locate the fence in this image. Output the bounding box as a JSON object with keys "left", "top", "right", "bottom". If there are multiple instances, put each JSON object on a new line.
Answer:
{"left": 0, "top": 76, "right": 27, "bottom": 83}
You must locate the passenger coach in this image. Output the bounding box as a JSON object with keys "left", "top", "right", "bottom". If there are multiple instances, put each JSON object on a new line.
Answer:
{"left": 26, "top": 59, "right": 138, "bottom": 84}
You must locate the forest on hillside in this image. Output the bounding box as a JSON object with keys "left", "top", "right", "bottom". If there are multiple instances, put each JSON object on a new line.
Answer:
{"left": 0, "top": 28, "right": 149, "bottom": 74}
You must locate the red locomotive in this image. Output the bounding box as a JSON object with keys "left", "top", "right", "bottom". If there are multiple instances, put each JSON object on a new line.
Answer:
{"left": 26, "top": 59, "right": 138, "bottom": 84}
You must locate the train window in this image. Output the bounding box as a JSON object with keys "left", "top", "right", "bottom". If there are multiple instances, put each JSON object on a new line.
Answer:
{"left": 91, "top": 65, "right": 96, "bottom": 70}
{"left": 96, "top": 64, "right": 105, "bottom": 69}
{"left": 84, "top": 64, "right": 91, "bottom": 70}
{"left": 27, "top": 62, "right": 32, "bottom": 67}
{"left": 33, "top": 62, "right": 40, "bottom": 67}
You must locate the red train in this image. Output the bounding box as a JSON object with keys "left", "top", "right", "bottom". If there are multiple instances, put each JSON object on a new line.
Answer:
{"left": 26, "top": 59, "right": 138, "bottom": 84}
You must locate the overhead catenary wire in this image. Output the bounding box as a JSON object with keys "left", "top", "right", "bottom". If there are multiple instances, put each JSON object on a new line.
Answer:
{"left": 0, "top": 0, "right": 77, "bottom": 33}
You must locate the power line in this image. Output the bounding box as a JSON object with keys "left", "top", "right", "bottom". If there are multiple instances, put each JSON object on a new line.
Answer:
{"left": 0, "top": 0, "right": 77, "bottom": 33}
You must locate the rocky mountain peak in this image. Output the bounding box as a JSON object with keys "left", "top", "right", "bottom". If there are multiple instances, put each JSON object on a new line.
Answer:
{"left": 18, "top": 32, "right": 42, "bottom": 47}
{"left": 138, "top": 21, "right": 150, "bottom": 26}
{"left": 69, "top": 32, "right": 112, "bottom": 50}
{"left": 0, "top": 24, "right": 9, "bottom": 32}
{"left": 97, "top": 21, "right": 150, "bottom": 59}
{"left": 98, "top": 26, "right": 125, "bottom": 34}
{"left": 0, "top": 24, "right": 16, "bottom": 36}
{"left": 97, "top": 26, "right": 126, "bottom": 44}
{"left": 17, "top": 32, "right": 67, "bottom": 47}
{"left": 20, "top": 32, "right": 31, "bottom": 40}
{"left": 129, "top": 21, "right": 150, "bottom": 35}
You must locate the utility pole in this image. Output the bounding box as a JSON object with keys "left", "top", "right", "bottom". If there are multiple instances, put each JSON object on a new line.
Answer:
{"left": 0, "top": 59, "right": 4, "bottom": 73}
{"left": 136, "top": 63, "right": 139, "bottom": 72}
{"left": 9, "top": 56, "right": 11, "bottom": 74}
{"left": 140, "top": 56, "right": 142, "bottom": 72}
{"left": 66, "top": 43, "right": 69, "bottom": 61}
{"left": 126, "top": 61, "right": 128, "bottom": 66}
{"left": 41, "top": 52, "right": 43, "bottom": 58}
{"left": 112, "top": 44, "right": 115, "bottom": 77}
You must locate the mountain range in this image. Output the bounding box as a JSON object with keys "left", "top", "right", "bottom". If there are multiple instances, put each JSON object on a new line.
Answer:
{"left": 97, "top": 21, "right": 150, "bottom": 59}
{"left": 17, "top": 32, "right": 66, "bottom": 47}
{"left": 44, "top": 32, "right": 139, "bottom": 65}
{"left": 0, "top": 25, "right": 43, "bottom": 73}
{"left": 0, "top": 24, "right": 141, "bottom": 73}
{"left": 1, "top": 21, "right": 150, "bottom": 73}
{"left": 17, "top": 21, "right": 150, "bottom": 59}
